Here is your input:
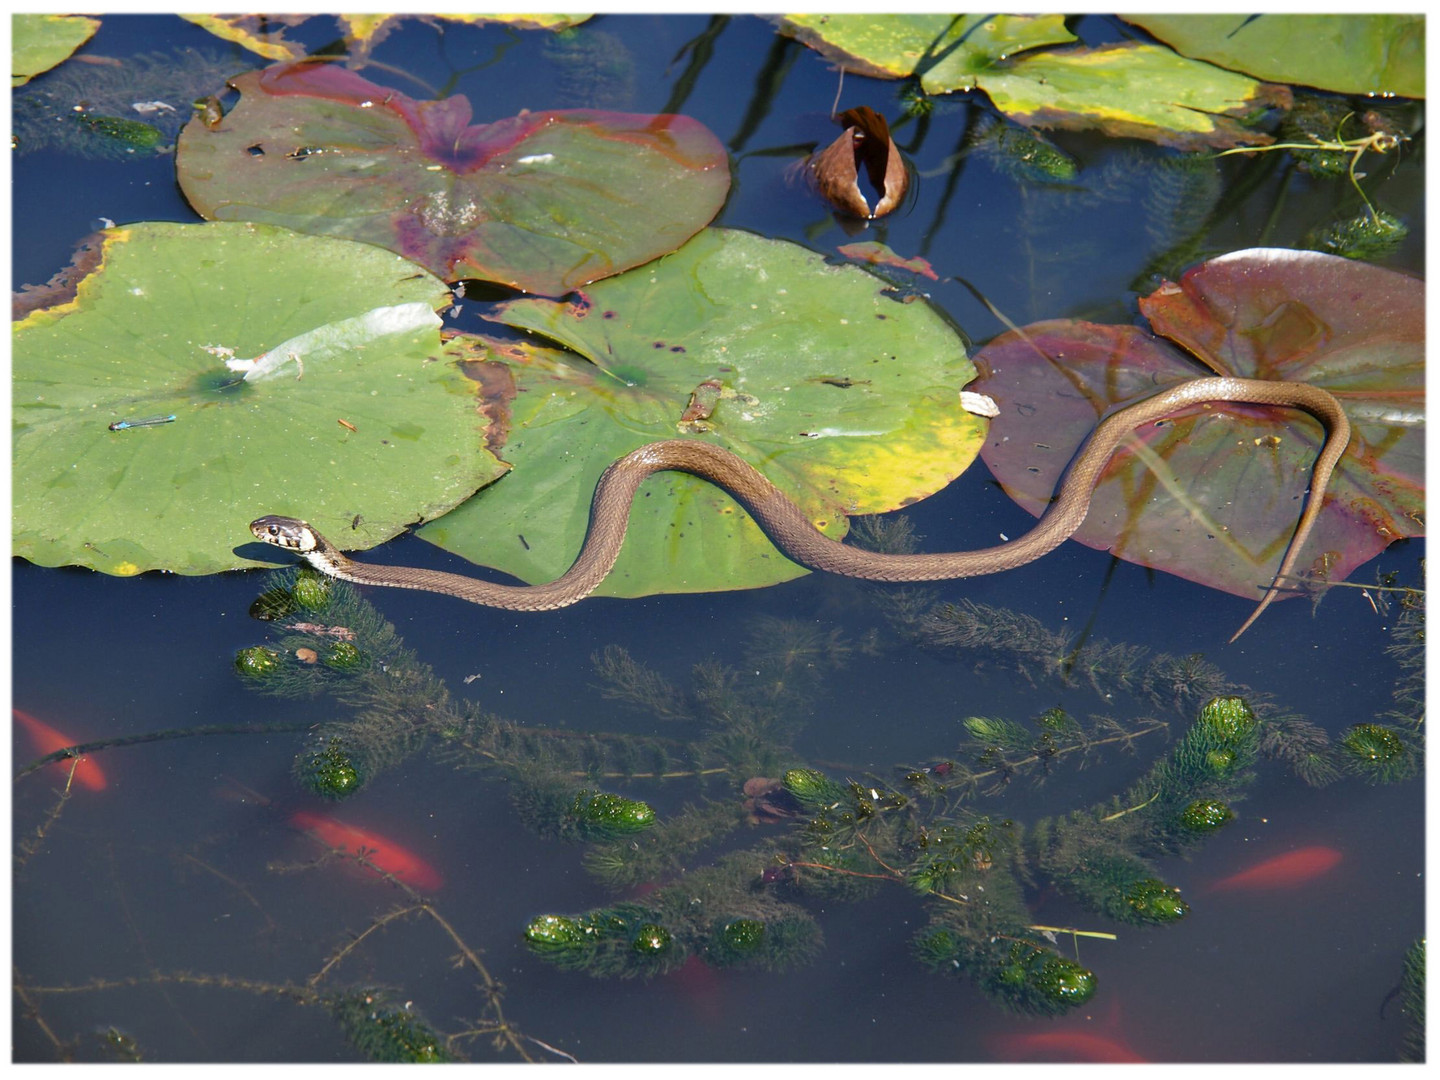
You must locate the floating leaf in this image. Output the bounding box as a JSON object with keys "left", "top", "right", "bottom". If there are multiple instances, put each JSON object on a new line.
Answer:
{"left": 13, "top": 222, "right": 503, "bottom": 576}
{"left": 977, "top": 43, "right": 1291, "bottom": 151}
{"left": 776, "top": 17, "right": 1284, "bottom": 149}
{"left": 178, "top": 13, "right": 309, "bottom": 61}
{"left": 805, "top": 106, "right": 908, "bottom": 219}
{"left": 175, "top": 61, "right": 730, "bottom": 294}
{"left": 12, "top": 13, "right": 100, "bottom": 86}
{"left": 836, "top": 241, "right": 938, "bottom": 280}
{"left": 774, "top": 13, "right": 1075, "bottom": 86}
{"left": 972, "top": 249, "right": 1424, "bottom": 603}
{"left": 418, "top": 228, "right": 981, "bottom": 599}
{"left": 1123, "top": 14, "right": 1424, "bottom": 99}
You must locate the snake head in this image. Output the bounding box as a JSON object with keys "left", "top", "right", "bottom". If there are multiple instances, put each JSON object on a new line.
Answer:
{"left": 251, "top": 515, "right": 320, "bottom": 553}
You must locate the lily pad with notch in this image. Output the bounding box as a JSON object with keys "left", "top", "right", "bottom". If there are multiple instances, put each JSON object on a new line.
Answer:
{"left": 176, "top": 60, "right": 731, "bottom": 295}
{"left": 971, "top": 248, "right": 1424, "bottom": 604}
{"left": 418, "top": 227, "right": 983, "bottom": 599}
{"left": 13, "top": 221, "right": 503, "bottom": 577}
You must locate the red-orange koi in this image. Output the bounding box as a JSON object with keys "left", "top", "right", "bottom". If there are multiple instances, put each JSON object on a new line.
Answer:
{"left": 289, "top": 809, "right": 443, "bottom": 892}
{"left": 665, "top": 954, "right": 724, "bottom": 1025}
{"left": 13, "top": 708, "right": 107, "bottom": 791}
{"left": 1208, "top": 846, "right": 1342, "bottom": 893}
{"left": 991, "top": 1030, "right": 1148, "bottom": 1063}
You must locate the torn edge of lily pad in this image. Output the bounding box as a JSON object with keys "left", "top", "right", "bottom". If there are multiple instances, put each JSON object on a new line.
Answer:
{"left": 223, "top": 301, "right": 442, "bottom": 381}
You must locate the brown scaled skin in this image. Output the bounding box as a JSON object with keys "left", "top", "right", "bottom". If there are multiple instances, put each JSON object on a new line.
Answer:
{"left": 252, "top": 376, "right": 1350, "bottom": 641}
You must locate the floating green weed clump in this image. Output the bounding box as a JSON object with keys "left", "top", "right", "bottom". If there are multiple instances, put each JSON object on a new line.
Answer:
{"left": 916, "top": 931, "right": 1096, "bottom": 1016}
{"left": 296, "top": 735, "right": 364, "bottom": 800}
{"left": 1304, "top": 210, "right": 1408, "bottom": 261}
{"left": 523, "top": 903, "right": 680, "bottom": 978}
{"left": 782, "top": 767, "right": 849, "bottom": 809}
{"left": 234, "top": 645, "right": 280, "bottom": 680}
{"left": 1178, "top": 798, "right": 1234, "bottom": 833}
{"left": 1340, "top": 723, "right": 1415, "bottom": 784}
{"left": 569, "top": 790, "right": 657, "bottom": 839}
{"left": 326, "top": 990, "right": 449, "bottom": 1063}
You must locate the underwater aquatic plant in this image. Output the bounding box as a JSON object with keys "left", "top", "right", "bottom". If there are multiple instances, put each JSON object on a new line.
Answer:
{"left": 967, "top": 114, "right": 1078, "bottom": 182}
{"left": 1338, "top": 723, "right": 1416, "bottom": 784}
{"left": 12, "top": 47, "right": 245, "bottom": 158}
{"left": 1303, "top": 210, "right": 1409, "bottom": 261}
{"left": 233, "top": 645, "right": 281, "bottom": 680}
{"left": 326, "top": 990, "right": 450, "bottom": 1063}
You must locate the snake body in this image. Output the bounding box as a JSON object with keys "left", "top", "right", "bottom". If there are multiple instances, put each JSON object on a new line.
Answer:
{"left": 252, "top": 376, "right": 1351, "bottom": 641}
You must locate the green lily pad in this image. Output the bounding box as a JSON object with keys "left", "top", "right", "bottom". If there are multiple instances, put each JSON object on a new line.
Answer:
{"left": 12, "top": 13, "right": 100, "bottom": 86}
{"left": 775, "top": 13, "right": 1074, "bottom": 86}
{"left": 13, "top": 221, "right": 503, "bottom": 576}
{"left": 972, "top": 249, "right": 1424, "bottom": 602}
{"left": 1124, "top": 14, "right": 1424, "bottom": 99}
{"left": 777, "top": 17, "right": 1285, "bottom": 149}
{"left": 175, "top": 60, "right": 731, "bottom": 295}
{"left": 978, "top": 42, "right": 1291, "bottom": 150}
{"left": 418, "top": 228, "right": 982, "bottom": 598}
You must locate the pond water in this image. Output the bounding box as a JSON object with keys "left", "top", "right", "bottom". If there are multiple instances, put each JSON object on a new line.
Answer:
{"left": 11, "top": 13, "right": 1425, "bottom": 1064}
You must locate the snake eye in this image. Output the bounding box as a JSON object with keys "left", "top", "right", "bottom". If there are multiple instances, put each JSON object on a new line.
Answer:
{"left": 267, "top": 523, "right": 279, "bottom": 536}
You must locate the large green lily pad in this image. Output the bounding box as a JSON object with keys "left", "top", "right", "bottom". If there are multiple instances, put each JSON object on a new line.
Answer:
{"left": 176, "top": 60, "right": 730, "bottom": 295}
{"left": 971, "top": 249, "right": 1424, "bottom": 603}
{"left": 976, "top": 42, "right": 1290, "bottom": 151}
{"left": 418, "top": 228, "right": 983, "bottom": 598}
{"left": 1124, "top": 14, "right": 1425, "bottom": 99}
{"left": 774, "top": 13, "right": 1074, "bottom": 87}
{"left": 13, "top": 221, "right": 503, "bottom": 576}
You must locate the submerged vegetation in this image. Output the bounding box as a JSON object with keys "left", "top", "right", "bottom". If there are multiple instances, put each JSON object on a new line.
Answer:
{"left": 19, "top": 561, "right": 1421, "bottom": 1057}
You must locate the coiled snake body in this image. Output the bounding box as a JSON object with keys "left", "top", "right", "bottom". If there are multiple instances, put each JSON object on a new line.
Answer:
{"left": 252, "top": 376, "right": 1351, "bottom": 641}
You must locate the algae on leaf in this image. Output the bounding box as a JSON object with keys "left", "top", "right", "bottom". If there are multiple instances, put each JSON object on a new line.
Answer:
{"left": 420, "top": 228, "right": 983, "bottom": 599}
{"left": 13, "top": 222, "right": 505, "bottom": 577}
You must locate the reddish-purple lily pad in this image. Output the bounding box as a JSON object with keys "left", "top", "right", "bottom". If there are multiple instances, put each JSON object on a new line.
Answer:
{"left": 972, "top": 249, "right": 1424, "bottom": 604}
{"left": 176, "top": 61, "right": 730, "bottom": 295}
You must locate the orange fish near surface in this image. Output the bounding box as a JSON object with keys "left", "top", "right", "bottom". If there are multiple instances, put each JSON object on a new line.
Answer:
{"left": 990, "top": 1030, "right": 1148, "bottom": 1063}
{"left": 13, "top": 708, "right": 107, "bottom": 791}
{"left": 289, "top": 810, "right": 443, "bottom": 892}
{"left": 1208, "top": 846, "right": 1342, "bottom": 893}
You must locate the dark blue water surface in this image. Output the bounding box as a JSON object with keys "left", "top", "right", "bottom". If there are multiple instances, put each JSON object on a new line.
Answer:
{"left": 12, "top": 14, "right": 1425, "bottom": 1063}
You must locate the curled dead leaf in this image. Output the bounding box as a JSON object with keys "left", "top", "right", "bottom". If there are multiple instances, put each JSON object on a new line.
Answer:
{"left": 807, "top": 106, "right": 908, "bottom": 219}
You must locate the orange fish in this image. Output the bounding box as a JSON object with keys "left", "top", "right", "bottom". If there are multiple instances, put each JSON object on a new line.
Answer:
{"left": 13, "top": 708, "right": 107, "bottom": 791}
{"left": 1208, "top": 846, "right": 1342, "bottom": 893}
{"left": 665, "top": 954, "right": 724, "bottom": 1025}
{"left": 991, "top": 1030, "right": 1148, "bottom": 1063}
{"left": 289, "top": 809, "right": 443, "bottom": 892}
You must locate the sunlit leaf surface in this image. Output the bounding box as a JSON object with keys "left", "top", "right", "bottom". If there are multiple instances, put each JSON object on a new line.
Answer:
{"left": 418, "top": 228, "right": 982, "bottom": 598}
{"left": 13, "top": 222, "right": 503, "bottom": 576}
{"left": 972, "top": 249, "right": 1424, "bottom": 601}
{"left": 12, "top": 13, "right": 100, "bottom": 85}
{"left": 775, "top": 13, "right": 1074, "bottom": 86}
{"left": 778, "top": 16, "right": 1286, "bottom": 149}
{"left": 176, "top": 61, "right": 730, "bottom": 295}
{"left": 1124, "top": 13, "right": 1424, "bottom": 99}
{"left": 977, "top": 43, "right": 1290, "bottom": 150}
